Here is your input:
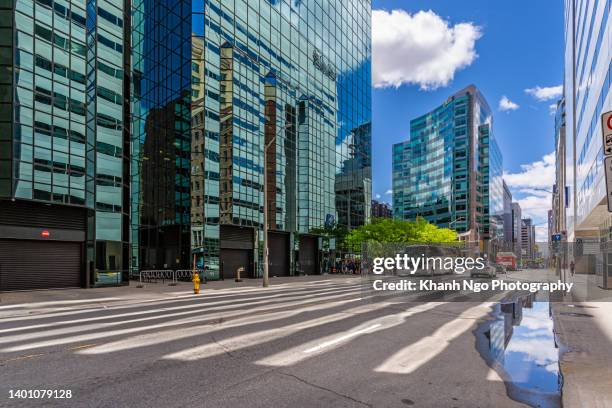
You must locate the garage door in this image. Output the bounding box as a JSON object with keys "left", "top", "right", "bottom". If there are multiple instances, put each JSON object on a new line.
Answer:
{"left": 0, "top": 240, "right": 82, "bottom": 291}
{"left": 220, "top": 248, "right": 251, "bottom": 280}
{"left": 299, "top": 236, "right": 319, "bottom": 275}
{"left": 269, "top": 232, "right": 289, "bottom": 277}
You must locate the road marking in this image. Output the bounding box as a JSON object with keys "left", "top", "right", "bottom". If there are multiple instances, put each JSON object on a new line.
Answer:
{"left": 1, "top": 289, "right": 365, "bottom": 352}
{"left": 303, "top": 324, "right": 382, "bottom": 353}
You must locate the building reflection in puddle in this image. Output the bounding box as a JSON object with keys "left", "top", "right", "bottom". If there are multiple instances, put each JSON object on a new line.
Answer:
{"left": 482, "top": 292, "right": 562, "bottom": 408}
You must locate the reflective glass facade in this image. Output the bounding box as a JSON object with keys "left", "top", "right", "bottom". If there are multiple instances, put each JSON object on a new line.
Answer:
{"left": 392, "top": 85, "right": 501, "bottom": 246}
{"left": 131, "top": 0, "right": 372, "bottom": 276}
{"left": 564, "top": 0, "right": 611, "bottom": 236}
{"left": 0, "top": 0, "right": 130, "bottom": 286}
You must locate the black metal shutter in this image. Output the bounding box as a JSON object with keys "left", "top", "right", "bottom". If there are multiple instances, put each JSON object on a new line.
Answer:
{"left": 299, "top": 236, "right": 318, "bottom": 275}
{"left": 0, "top": 240, "right": 82, "bottom": 291}
{"left": 269, "top": 232, "right": 289, "bottom": 277}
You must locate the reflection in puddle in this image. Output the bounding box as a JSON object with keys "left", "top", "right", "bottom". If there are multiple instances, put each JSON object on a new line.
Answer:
{"left": 478, "top": 292, "right": 562, "bottom": 408}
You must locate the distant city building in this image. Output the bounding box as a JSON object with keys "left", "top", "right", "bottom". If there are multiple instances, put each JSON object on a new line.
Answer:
{"left": 502, "top": 181, "right": 513, "bottom": 250}
{"left": 392, "top": 85, "right": 503, "bottom": 251}
{"left": 512, "top": 202, "right": 523, "bottom": 264}
{"left": 371, "top": 200, "right": 392, "bottom": 219}
{"left": 521, "top": 218, "right": 536, "bottom": 260}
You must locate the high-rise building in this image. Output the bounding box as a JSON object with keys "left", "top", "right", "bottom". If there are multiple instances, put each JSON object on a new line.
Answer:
{"left": 563, "top": 0, "right": 611, "bottom": 242}
{"left": 502, "top": 181, "right": 513, "bottom": 250}
{"left": 131, "top": 1, "right": 372, "bottom": 280}
{"left": 521, "top": 218, "right": 536, "bottom": 260}
{"left": 0, "top": 0, "right": 130, "bottom": 290}
{"left": 511, "top": 202, "right": 523, "bottom": 264}
{"left": 392, "top": 85, "right": 503, "bottom": 250}
{"left": 0, "top": 0, "right": 372, "bottom": 290}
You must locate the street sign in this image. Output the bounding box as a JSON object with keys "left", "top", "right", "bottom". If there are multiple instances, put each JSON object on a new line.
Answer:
{"left": 604, "top": 156, "right": 612, "bottom": 211}
{"left": 603, "top": 111, "right": 612, "bottom": 156}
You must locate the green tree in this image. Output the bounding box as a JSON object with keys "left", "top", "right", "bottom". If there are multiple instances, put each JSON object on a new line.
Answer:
{"left": 345, "top": 217, "right": 458, "bottom": 252}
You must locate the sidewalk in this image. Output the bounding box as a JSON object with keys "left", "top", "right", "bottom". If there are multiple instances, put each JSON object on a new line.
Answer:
{"left": 0, "top": 274, "right": 360, "bottom": 316}
{"left": 505, "top": 268, "right": 612, "bottom": 407}
{"left": 553, "top": 301, "right": 612, "bottom": 407}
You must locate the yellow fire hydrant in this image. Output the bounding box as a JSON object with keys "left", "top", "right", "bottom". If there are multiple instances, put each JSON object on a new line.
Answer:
{"left": 192, "top": 271, "right": 200, "bottom": 294}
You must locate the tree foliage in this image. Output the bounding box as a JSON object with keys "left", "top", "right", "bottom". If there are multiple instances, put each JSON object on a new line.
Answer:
{"left": 346, "top": 217, "right": 458, "bottom": 251}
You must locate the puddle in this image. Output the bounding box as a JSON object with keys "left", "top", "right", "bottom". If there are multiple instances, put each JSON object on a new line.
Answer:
{"left": 476, "top": 292, "right": 562, "bottom": 408}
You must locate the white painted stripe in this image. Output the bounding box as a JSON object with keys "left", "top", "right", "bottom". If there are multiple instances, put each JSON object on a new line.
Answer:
{"left": 303, "top": 324, "right": 382, "bottom": 353}
{"left": 0, "top": 283, "right": 362, "bottom": 327}
{"left": 161, "top": 300, "right": 397, "bottom": 361}
{"left": 78, "top": 298, "right": 362, "bottom": 355}
{"left": 255, "top": 302, "right": 442, "bottom": 367}
{"left": 374, "top": 302, "right": 496, "bottom": 374}
{"left": 0, "top": 289, "right": 365, "bottom": 352}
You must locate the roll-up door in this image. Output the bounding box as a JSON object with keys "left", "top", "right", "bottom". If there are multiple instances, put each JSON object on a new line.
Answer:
{"left": 299, "top": 236, "right": 319, "bottom": 275}
{"left": 220, "top": 225, "right": 253, "bottom": 279}
{"left": 0, "top": 239, "right": 82, "bottom": 291}
{"left": 269, "top": 232, "right": 289, "bottom": 277}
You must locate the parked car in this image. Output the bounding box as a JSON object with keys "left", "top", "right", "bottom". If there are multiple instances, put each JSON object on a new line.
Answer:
{"left": 470, "top": 263, "right": 497, "bottom": 278}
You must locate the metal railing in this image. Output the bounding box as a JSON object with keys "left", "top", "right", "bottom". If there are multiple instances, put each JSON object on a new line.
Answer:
{"left": 132, "top": 269, "right": 210, "bottom": 287}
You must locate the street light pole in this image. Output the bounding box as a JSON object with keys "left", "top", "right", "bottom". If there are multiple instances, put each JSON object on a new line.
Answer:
{"left": 262, "top": 136, "right": 276, "bottom": 288}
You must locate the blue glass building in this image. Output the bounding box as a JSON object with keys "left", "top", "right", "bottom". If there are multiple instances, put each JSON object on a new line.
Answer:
{"left": 0, "top": 0, "right": 130, "bottom": 290}
{"left": 131, "top": 0, "right": 372, "bottom": 279}
{"left": 392, "top": 85, "right": 503, "bottom": 250}
{"left": 0, "top": 0, "right": 371, "bottom": 290}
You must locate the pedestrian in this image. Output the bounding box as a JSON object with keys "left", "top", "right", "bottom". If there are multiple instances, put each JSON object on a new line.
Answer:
{"left": 570, "top": 260, "right": 575, "bottom": 276}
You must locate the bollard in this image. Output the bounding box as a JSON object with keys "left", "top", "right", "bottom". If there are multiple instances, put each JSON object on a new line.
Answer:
{"left": 235, "top": 266, "right": 244, "bottom": 283}
{"left": 192, "top": 271, "right": 200, "bottom": 294}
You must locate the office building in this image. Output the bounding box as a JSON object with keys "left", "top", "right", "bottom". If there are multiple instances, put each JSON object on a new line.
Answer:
{"left": 0, "top": 0, "right": 372, "bottom": 290}
{"left": 563, "top": 0, "right": 611, "bottom": 243}
{"left": 0, "top": 0, "right": 130, "bottom": 290}
{"left": 521, "top": 218, "right": 536, "bottom": 260}
{"left": 131, "top": 1, "right": 372, "bottom": 280}
{"left": 501, "top": 181, "right": 513, "bottom": 251}
{"left": 392, "top": 85, "right": 503, "bottom": 251}
{"left": 371, "top": 200, "right": 392, "bottom": 219}
{"left": 511, "top": 202, "right": 523, "bottom": 265}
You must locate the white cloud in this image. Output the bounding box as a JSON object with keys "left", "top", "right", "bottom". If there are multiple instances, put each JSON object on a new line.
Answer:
{"left": 516, "top": 195, "right": 551, "bottom": 222}
{"left": 499, "top": 96, "right": 519, "bottom": 112}
{"left": 372, "top": 9, "right": 482, "bottom": 89}
{"left": 535, "top": 224, "right": 549, "bottom": 243}
{"left": 504, "top": 153, "right": 555, "bottom": 224}
{"left": 375, "top": 193, "right": 381, "bottom": 199}
{"left": 385, "top": 189, "right": 393, "bottom": 195}
{"left": 525, "top": 85, "right": 563, "bottom": 101}
{"left": 504, "top": 152, "right": 555, "bottom": 190}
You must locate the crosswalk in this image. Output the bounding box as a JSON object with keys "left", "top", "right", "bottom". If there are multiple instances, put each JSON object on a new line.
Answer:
{"left": 0, "top": 278, "right": 499, "bottom": 373}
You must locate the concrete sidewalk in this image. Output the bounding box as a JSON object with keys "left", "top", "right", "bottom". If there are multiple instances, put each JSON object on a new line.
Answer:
{"left": 505, "top": 269, "right": 612, "bottom": 407}
{"left": 0, "top": 274, "right": 360, "bottom": 317}
{"left": 552, "top": 301, "right": 612, "bottom": 408}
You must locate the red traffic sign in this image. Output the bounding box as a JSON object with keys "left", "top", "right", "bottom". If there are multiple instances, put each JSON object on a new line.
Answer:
{"left": 604, "top": 111, "right": 612, "bottom": 156}
{"left": 41, "top": 230, "right": 50, "bottom": 238}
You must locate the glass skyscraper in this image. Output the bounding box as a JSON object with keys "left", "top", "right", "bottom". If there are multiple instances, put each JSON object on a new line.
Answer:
{"left": 392, "top": 85, "right": 503, "bottom": 249}
{"left": 0, "top": 0, "right": 371, "bottom": 290}
{"left": 563, "top": 0, "right": 611, "bottom": 242}
{"left": 131, "top": 0, "right": 372, "bottom": 279}
{"left": 0, "top": 0, "right": 130, "bottom": 290}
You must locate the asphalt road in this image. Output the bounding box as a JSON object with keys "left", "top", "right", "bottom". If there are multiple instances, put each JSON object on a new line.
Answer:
{"left": 0, "top": 276, "right": 526, "bottom": 408}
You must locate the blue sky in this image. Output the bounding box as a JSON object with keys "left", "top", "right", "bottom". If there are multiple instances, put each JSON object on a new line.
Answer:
{"left": 370, "top": 0, "right": 564, "bottom": 239}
